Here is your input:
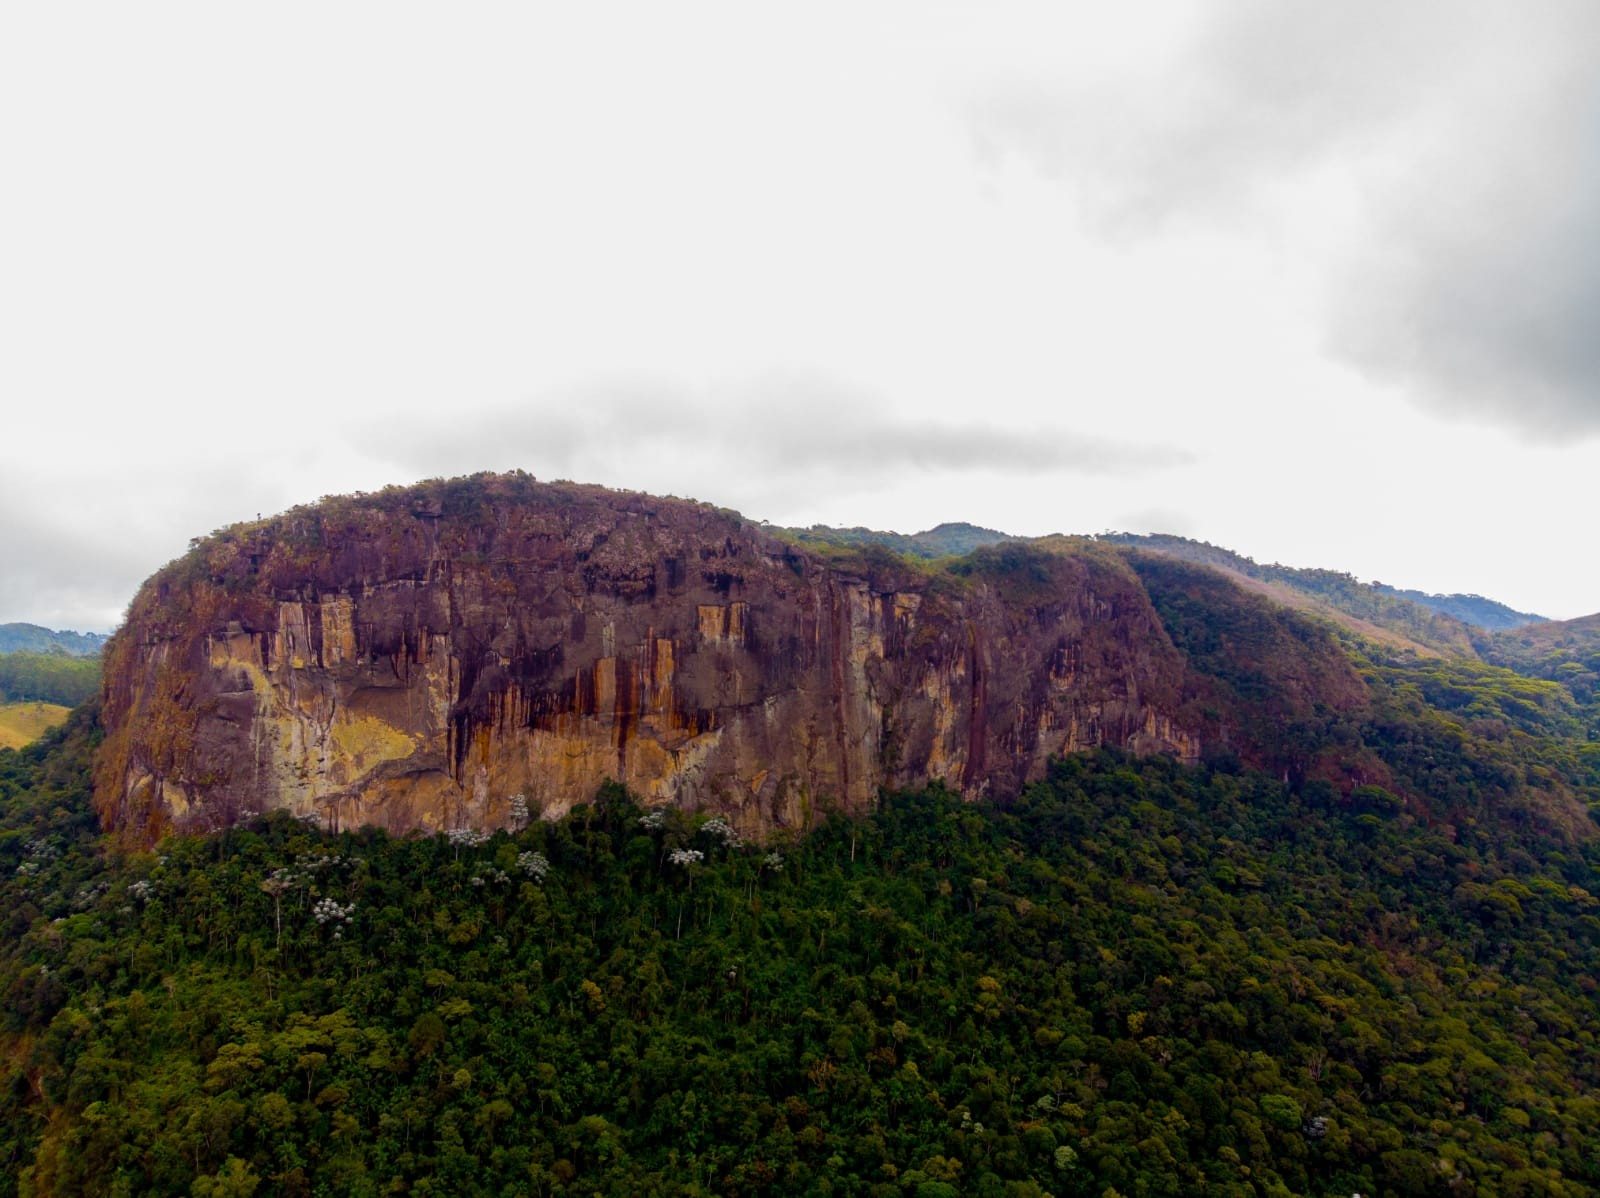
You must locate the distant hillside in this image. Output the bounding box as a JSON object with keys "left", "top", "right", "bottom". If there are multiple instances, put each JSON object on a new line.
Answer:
{"left": 8, "top": 475, "right": 1600, "bottom": 1196}
{"left": 1373, "top": 584, "right": 1545, "bottom": 630}
{"left": 1482, "top": 613, "right": 1600, "bottom": 735}
{"left": 779, "top": 520, "right": 1014, "bottom": 559}
{"left": 782, "top": 528, "right": 1552, "bottom": 662}
{"left": 0, "top": 652, "right": 101, "bottom": 707}
{"left": 0, "top": 623, "right": 107, "bottom": 657}
{"left": 1098, "top": 533, "right": 1483, "bottom": 657}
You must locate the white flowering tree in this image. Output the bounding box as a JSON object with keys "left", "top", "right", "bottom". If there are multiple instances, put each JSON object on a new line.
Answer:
{"left": 517, "top": 851, "right": 551, "bottom": 882}
{"left": 700, "top": 817, "right": 742, "bottom": 851}
{"left": 445, "top": 826, "right": 491, "bottom": 861}
{"left": 508, "top": 793, "right": 530, "bottom": 831}
{"left": 312, "top": 896, "right": 357, "bottom": 941}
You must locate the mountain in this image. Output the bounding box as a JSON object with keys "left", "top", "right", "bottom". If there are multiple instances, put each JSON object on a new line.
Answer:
{"left": 0, "top": 623, "right": 107, "bottom": 657}
{"left": 1482, "top": 612, "right": 1600, "bottom": 737}
{"left": 97, "top": 477, "right": 1349, "bottom": 844}
{"left": 1372, "top": 584, "right": 1545, "bottom": 630}
{"left": 93, "top": 475, "right": 1591, "bottom": 855}
{"left": 1097, "top": 533, "right": 1490, "bottom": 656}
{"left": 6, "top": 474, "right": 1600, "bottom": 1195}
{"left": 795, "top": 530, "right": 1552, "bottom": 654}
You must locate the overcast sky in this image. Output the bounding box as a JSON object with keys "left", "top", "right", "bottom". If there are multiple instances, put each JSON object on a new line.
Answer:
{"left": 4, "top": 2, "right": 1599, "bottom": 632}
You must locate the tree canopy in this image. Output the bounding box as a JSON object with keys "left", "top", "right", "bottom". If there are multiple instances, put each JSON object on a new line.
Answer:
{"left": 2, "top": 702, "right": 1599, "bottom": 1195}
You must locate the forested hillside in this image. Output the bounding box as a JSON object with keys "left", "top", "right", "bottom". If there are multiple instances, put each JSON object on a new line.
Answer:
{"left": 1373, "top": 585, "right": 1544, "bottom": 631}
{"left": 3, "top": 696, "right": 1599, "bottom": 1195}
{"left": 0, "top": 651, "right": 100, "bottom": 708}
{"left": 4, "top": 487, "right": 1600, "bottom": 1195}
{"left": 1100, "top": 534, "right": 1490, "bottom": 654}
{"left": 0, "top": 625, "right": 107, "bottom": 657}
{"left": 0, "top": 648, "right": 99, "bottom": 750}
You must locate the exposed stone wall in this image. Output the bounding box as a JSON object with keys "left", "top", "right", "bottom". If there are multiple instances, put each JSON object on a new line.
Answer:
{"left": 94, "top": 478, "right": 1356, "bottom": 842}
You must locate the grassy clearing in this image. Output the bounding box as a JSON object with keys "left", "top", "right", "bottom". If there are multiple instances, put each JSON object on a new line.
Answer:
{"left": 0, "top": 701, "right": 71, "bottom": 750}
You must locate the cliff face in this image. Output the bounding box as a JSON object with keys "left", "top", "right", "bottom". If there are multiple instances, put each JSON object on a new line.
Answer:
{"left": 94, "top": 476, "right": 1364, "bottom": 841}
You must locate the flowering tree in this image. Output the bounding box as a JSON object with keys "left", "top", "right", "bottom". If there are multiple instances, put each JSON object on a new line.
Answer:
{"left": 508, "top": 793, "right": 530, "bottom": 831}
{"left": 312, "top": 896, "right": 357, "bottom": 941}
{"left": 445, "top": 827, "right": 491, "bottom": 861}
{"left": 517, "top": 851, "right": 551, "bottom": 882}
{"left": 700, "top": 817, "right": 742, "bottom": 850}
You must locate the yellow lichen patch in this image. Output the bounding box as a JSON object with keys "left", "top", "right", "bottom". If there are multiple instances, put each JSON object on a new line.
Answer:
{"left": 160, "top": 779, "right": 191, "bottom": 818}
{"left": 519, "top": 726, "right": 623, "bottom": 819}
{"left": 320, "top": 595, "right": 357, "bottom": 666}
{"left": 622, "top": 735, "right": 678, "bottom": 799}
{"left": 594, "top": 657, "right": 617, "bottom": 718}
{"left": 330, "top": 713, "right": 417, "bottom": 773}
{"left": 651, "top": 638, "right": 675, "bottom": 713}
{"left": 697, "top": 603, "right": 748, "bottom": 645}
{"left": 209, "top": 637, "right": 272, "bottom": 700}
{"left": 919, "top": 671, "right": 965, "bottom": 785}
{"left": 697, "top": 605, "right": 721, "bottom": 641}
{"left": 208, "top": 631, "right": 261, "bottom": 672}
{"left": 271, "top": 602, "right": 313, "bottom": 670}
{"left": 1135, "top": 709, "right": 1201, "bottom": 766}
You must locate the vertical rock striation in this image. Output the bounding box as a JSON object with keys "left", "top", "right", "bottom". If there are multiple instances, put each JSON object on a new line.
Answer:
{"left": 94, "top": 475, "right": 1362, "bottom": 842}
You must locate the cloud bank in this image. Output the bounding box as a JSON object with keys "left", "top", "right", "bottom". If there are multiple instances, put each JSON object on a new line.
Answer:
{"left": 361, "top": 374, "right": 1194, "bottom": 495}
{"left": 970, "top": 1, "right": 1600, "bottom": 439}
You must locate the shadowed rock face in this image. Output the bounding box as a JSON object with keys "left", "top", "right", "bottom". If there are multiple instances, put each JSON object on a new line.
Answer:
{"left": 93, "top": 476, "right": 1362, "bottom": 842}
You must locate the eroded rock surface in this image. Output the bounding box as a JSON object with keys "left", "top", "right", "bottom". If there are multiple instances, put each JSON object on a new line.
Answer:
{"left": 94, "top": 476, "right": 1360, "bottom": 841}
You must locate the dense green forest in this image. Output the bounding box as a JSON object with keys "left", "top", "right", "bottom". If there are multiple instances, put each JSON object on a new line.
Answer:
{"left": 0, "top": 651, "right": 101, "bottom": 708}
{"left": 1482, "top": 618, "right": 1600, "bottom": 742}
{"left": 4, "top": 517, "right": 1599, "bottom": 1196}
{"left": 4, "top": 698, "right": 1600, "bottom": 1196}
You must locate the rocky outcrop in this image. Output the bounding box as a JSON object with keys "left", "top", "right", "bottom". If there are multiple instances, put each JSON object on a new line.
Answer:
{"left": 94, "top": 475, "right": 1364, "bottom": 842}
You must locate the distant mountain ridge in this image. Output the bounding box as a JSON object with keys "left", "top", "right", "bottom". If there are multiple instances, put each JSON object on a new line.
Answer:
{"left": 1091, "top": 533, "right": 1481, "bottom": 657}
{"left": 0, "top": 623, "right": 108, "bottom": 657}
{"left": 80, "top": 477, "right": 1600, "bottom": 852}
{"left": 1372, "top": 583, "right": 1545, "bottom": 630}
{"left": 779, "top": 520, "right": 1015, "bottom": 559}
{"left": 1088, "top": 534, "right": 1555, "bottom": 637}
{"left": 784, "top": 526, "right": 1546, "bottom": 642}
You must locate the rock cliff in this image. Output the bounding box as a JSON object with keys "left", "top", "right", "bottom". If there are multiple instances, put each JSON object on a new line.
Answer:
{"left": 94, "top": 474, "right": 1367, "bottom": 841}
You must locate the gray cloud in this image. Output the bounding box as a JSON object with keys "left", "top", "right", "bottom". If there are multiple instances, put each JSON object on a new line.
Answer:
{"left": 969, "top": 2, "right": 1600, "bottom": 438}
{"left": 362, "top": 373, "right": 1194, "bottom": 486}
{"left": 1113, "top": 507, "right": 1197, "bottom": 539}
{"left": 0, "top": 377, "right": 1191, "bottom": 632}
{"left": 0, "top": 502, "right": 154, "bottom": 632}
{"left": 1331, "top": 118, "right": 1600, "bottom": 437}
{"left": 0, "top": 461, "right": 311, "bottom": 633}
